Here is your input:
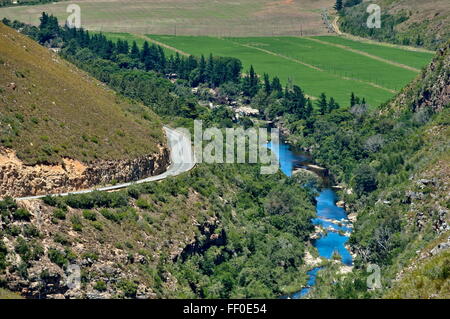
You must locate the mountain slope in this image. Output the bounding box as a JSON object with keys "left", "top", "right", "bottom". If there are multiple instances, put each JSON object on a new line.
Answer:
{"left": 339, "top": 0, "right": 450, "bottom": 50}
{"left": 298, "top": 41, "right": 449, "bottom": 299}
{"left": 0, "top": 22, "right": 168, "bottom": 197}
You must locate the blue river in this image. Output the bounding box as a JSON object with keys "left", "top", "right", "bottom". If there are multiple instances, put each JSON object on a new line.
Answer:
{"left": 267, "top": 142, "right": 353, "bottom": 298}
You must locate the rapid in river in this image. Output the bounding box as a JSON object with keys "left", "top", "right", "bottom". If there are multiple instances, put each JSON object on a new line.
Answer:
{"left": 267, "top": 141, "right": 353, "bottom": 298}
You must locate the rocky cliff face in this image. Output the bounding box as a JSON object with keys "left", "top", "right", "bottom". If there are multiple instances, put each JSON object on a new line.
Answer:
{"left": 0, "top": 145, "right": 170, "bottom": 198}
{"left": 387, "top": 41, "right": 449, "bottom": 113}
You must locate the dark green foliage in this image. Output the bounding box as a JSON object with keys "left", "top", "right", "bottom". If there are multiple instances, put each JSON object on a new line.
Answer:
{"left": 353, "top": 164, "right": 377, "bottom": 194}
{"left": 47, "top": 248, "right": 69, "bottom": 268}
{"left": 82, "top": 210, "right": 97, "bottom": 221}
{"left": 0, "top": 240, "right": 7, "bottom": 270}
{"left": 52, "top": 208, "right": 67, "bottom": 220}
{"left": 70, "top": 215, "right": 83, "bottom": 232}
{"left": 94, "top": 280, "right": 107, "bottom": 292}
{"left": 117, "top": 280, "right": 138, "bottom": 298}
{"left": 12, "top": 208, "right": 31, "bottom": 221}
{"left": 63, "top": 191, "right": 128, "bottom": 209}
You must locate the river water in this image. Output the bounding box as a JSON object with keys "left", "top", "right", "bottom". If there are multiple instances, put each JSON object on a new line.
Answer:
{"left": 267, "top": 142, "right": 353, "bottom": 298}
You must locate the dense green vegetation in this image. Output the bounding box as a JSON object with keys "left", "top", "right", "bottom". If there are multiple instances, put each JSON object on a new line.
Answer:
{"left": 2, "top": 12, "right": 448, "bottom": 299}
{"left": 338, "top": 0, "right": 450, "bottom": 50}
{"left": 292, "top": 45, "right": 450, "bottom": 297}
{"left": 145, "top": 34, "right": 425, "bottom": 105}
{"left": 1, "top": 163, "right": 317, "bottom": 298}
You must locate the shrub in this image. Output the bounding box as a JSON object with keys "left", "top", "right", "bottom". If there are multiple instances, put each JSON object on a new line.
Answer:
{"left": 0, "top": 241, "right": 8, "bottom": 270}
{"left": 91, "top": 221, "right": 103, "bottom": 231}
{"left": 15, "top": 237, "right": 32, "bottom": 263}
{"left": 136, "top": 198, "right": 151, "bottom": 210}
{"left": 94, "top": 280, "right": 107, "bottom": 292}
{"left": 0, "top": 197, "right": 17, "bottom": 213}
{"left": 82, "top": 210, "right": 97, "bottom": 221}
{"left": 23, "top": 224, "right": 40, "bottom": 238}
{"left": 54, "top": 233, "right": 71, "bottom": 246}
{"left": 81, "top": 252, "right": 99, "bottom": 261}
{"left": 48, "top": 248, "right": 68, "bottom": 268}
{"left": 70, "top": 215, "right": 83, "bottom": 232}
{"left": 52, "top": 208, "right": 67, "bottom": 220}
{"left": 12, "top": 208, "right": 32, "bottom": 221}
{"left": 353, "top": 164, "right": 378, "bottom": 195}
{"left": 118, "top": 280, "right": 138, "bottom": 298}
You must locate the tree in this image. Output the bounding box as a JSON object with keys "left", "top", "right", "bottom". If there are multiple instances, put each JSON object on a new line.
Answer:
{"left": 242, "top": 65, "right": 259, "bottom": 97}
{"left": 353, "top": 164, "right": 377, "bottom": 195}
{"left": 305, "top": 99, "right": 313, "bottom": 118}
{"left": 334, "top": 0, "right": 343, "bottom": 11}
{"left": 317, "top": 93, "right": 328, "bottom": 115}
{"left": 271, "top": 76, "right": 283, "bottom": 97}
{"left": 130, "top": 41, "right": 140, "bottom": 60}
{"left": 38, "top": 12, "right": 60, "bottom": 45}
{"left": 263, "top": 73, "right": 271, "bottom": 95}
{"left": 328, "top": 97, "right": 339, "bottom": 112}
{"left": 350, "top": 92, "right": 356, "bottom": 107}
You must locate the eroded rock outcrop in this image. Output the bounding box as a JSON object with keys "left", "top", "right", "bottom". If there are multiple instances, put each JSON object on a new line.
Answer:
{"left": 0, "top": 145, "right": 170, "bottom": 198}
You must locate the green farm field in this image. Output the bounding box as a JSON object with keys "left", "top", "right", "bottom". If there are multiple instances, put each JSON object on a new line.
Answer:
{"left": 100, "top": 32, "right": 434, "bottom": 106}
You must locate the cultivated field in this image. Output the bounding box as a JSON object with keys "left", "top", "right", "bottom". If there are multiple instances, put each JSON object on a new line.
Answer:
{"left": 0, "top": 0, "right": 335, "bottom": 36}
{"left": 141, "top": 34, "right": 433, "bottom": 106}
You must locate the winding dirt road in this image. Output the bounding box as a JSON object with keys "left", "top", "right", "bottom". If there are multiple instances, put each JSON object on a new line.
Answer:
{"left": 16, "top": 127, "right": 195, "bottom": 201}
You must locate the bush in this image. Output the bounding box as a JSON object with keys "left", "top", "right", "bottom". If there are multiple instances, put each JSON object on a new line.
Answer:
{"left": 353, "top": 164, "right": 378, "bottom": 195}
{"left": 94, "top": 280, "right": 107, "bottom": 292}
{"left": 23, "top": 224, "right": 40, "bottom": 238}
{"left": 15, "top": 237, "right": 32, "bottom": 263}
{"left": 54, "top": 233, "right": 71, "bottom": 246}
{"left": 70, "top": 215, "right": 83, "bottom": 232}
{"left": 82, "top": 210, "right": 97, "bottom": 221}
{"left": 0, "top": 241, "right": 8, "bottom": 270}
{"left": 118, "top": 280, "right": 138, "bottom": 298}
{"left": 0, "top": 197, "right": 17, "bottom": 213}
{"left": 52, "top": 208, "right": 67, "bottom": 220}
{"left": 12, "top": 208, "right": 32, "bottom": 221}
{"left": 48, "top": 248, "right": 68, "bottom": 268}
{"left": 135, "top": 198, "right": 151, "bottom": 210}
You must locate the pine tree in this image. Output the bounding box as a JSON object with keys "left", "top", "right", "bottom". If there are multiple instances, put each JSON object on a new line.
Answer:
{"left": 263, "top": 73, "right": 271, "bottom": 95}
{"left": 334, "top": 0, "right": 343, "bottom": 11}
{"left": 158, "top": 46, "right": 166, "bottom": 72}
{"left": 328, "top": 97, "right": 339, "bottom": 112}
{"left": 291, "top": 85, "right": 306, "bottom": 117}
{"left": 305, "top": 99, "right": 313, "bottom": 117}
{"left": 198, "top": 54, "right": 206, "bottom": 83}
{"left": 140, "top": 41, "right": 151, "bottom": 70}
{"left": 350, "top": 92, "right": 356, "bottom": 107}
{"left": 206, "top": 53, "right": 214, "bottom": 85}
{"left": 317, "top": 93, "right": 328, "bottom": 115}
{"left": 130, "top": 41, "right": 140, "bottom": 60}
{"left": 242, "top": 65, "right": 259, "bottom": 97}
